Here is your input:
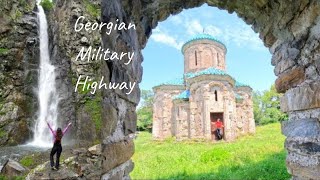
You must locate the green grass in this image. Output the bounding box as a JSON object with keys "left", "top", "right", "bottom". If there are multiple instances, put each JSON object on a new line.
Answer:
{"left": 131, "top": 123, "right": 290, "bottom": 180}
{"left": 0, "top": 175, "right": 26, "bottom": 180}
{"left": 19, "top": 155, "right": 35, "bottom": 168}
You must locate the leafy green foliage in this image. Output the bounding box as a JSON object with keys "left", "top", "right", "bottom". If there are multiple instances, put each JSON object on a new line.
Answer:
{"left": 132, "top": 123, "right": 290, "bottom": 180}
{"left": 253, "top": 85, "right": 288, "bottom": 125}
{"left": 40, "top": 0, "right": 54, "bottom": 11}
{"left": 0, "top": 129, "right": 7, "bottom": 138}
{"left": 0, "top": 48, "right": 8, "bottom": 55}
{"left": 137, "top": 90, "right": 154, "bottom": 131}
{"left": 83, "top": 0, "right": 100, "bottom": 18}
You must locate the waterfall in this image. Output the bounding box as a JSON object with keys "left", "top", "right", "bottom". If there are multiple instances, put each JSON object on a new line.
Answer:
{"left": 29, "top": 0, "right": 59, "bottom": 147}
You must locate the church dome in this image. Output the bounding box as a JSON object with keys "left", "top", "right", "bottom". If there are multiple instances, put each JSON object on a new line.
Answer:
{"left": 181, "top": 33, "right": 226, "bottom": 53}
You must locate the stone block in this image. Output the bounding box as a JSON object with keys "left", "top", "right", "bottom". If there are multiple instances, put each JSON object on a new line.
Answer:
{"left": 102, "top": 97, "right": 118, "bottom": 137}
{"left": 1, "top": 159, "right": 27, "bottom": 177}
{"left": 286, "top": 152, "right": 320, "bottom": 180}
{"left": 281, "top": 118, "right": 320, "bottom": 138}
{"left": 123, "top": 107, "right": 137, "bottom": 135}
{"left": 275, "top": 66, "right": 305, "bottom": 93}
{"left": 280, "top": 81, "right": 320, "bottom": 112}
{"left": 101, "top": 139, "right": 134, "bottom": 172}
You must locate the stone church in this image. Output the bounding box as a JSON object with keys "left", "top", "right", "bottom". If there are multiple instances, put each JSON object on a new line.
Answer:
{"left": 152, "top": 34, "right": 255, "bottom": 141}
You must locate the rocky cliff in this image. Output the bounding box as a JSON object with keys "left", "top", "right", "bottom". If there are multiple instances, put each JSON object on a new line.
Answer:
{"left": 47, "top": 0, "right": 102, "bottom": 145}
{"left": 0, "top": 0, "right": 105, "bottom": 146}
{"left": 0, "top": 0, "right": 38, "bottom": 146}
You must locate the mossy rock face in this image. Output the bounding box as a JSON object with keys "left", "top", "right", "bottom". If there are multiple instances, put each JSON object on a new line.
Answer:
{"left": 0, "top": 0, "right": 39, "bottom": 147}
{"left": 7, "top": 120, "right": 30, "bottom": 146}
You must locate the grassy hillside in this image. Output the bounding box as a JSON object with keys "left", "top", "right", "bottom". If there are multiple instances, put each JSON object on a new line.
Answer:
{"left": 131, "top": 123, "right": 290, "bottom": 180}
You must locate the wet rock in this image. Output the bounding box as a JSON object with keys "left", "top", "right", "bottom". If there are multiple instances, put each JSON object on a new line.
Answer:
{"left": 0, "top": 159, "right": 27, "bottom": 177}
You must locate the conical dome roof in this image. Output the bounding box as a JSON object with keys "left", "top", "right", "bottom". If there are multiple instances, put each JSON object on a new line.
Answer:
{"left": 181, "top": 33, "right": 226, "bottom": 53}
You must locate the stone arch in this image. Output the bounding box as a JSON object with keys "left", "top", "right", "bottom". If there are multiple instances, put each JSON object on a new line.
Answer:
{"left": 101, "top": 0, "right": 320, "bottom": 179}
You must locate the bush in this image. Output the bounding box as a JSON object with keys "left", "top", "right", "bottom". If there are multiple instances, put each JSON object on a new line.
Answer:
{"left": 0, "top": 48, "right": 8, "bottom": 55}
{"left": 40, "top": 0, "right": 53, "bottom": 11}
{"left": 20, "top": 155, "right": 35, "bottom": 168}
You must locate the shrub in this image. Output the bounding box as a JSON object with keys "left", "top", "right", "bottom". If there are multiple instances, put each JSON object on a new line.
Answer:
{"left": 40, "top": 0, "right": 53, "bottom": 11}
{"left": 0, "top": 48, "right": 8, "bottom": 55}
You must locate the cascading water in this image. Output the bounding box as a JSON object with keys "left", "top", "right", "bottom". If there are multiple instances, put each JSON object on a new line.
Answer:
{"left": 29, "top": 0, "right": 59, "bottom": 147}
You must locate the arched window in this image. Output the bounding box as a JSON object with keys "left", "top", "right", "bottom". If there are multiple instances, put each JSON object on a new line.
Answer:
{"left": 195, "top": 51, "right": 198, "bottom": 66}
{"left": 177, "top": 107, "right": 180, "bottom": 117}
{"left": 214, "top": 90, "right": 218, "bottom": 101}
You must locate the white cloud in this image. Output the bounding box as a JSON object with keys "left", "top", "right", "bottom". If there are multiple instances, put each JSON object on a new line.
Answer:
{"left": 151, "top": 12, "right": 265, "bottom": 51}
{"left": 150, "top": 29, "right": 184, "bottom": 50}
{"left": 221, "top": 24, "right": 264, "bottom": 50}
{"left": 205, "top": 25, "right": 222, "bottom": 37}
{"left": 186, "top": 19, "right": 203, "bottom": 36}
{"left": 170, "top": 15, "right": 183, "bottom": 25}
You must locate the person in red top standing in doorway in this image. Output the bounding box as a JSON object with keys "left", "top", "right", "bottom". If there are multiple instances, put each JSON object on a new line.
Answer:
{"left": 215, "top": 118, "right": 224, "bottom": 140}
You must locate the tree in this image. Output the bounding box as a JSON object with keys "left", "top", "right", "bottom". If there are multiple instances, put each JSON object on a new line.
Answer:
{"left": 137, "top": 90, "right": 154, "bottom": 131}
{"left": 253, "top": 85, "right": 288, "bottom": 125}
{"left": 253, "top": 91, "right": 263, "bottom": 124}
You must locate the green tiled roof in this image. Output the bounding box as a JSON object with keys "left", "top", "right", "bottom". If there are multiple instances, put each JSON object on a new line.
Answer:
{"left": 235, "top": 81, "right": 250, "bottom": 87}
{"left": 174, "top": 90, "right": 190, "bottom": 100}
{"left": 181, "top": 33, "right": 226, "bottom": 53}
{"left": 185, "top": 67, "right": 228, "bottom": 78}
{"left": 155, "top": 77, "right": 184, "bottom": 87}
{"left": 154, "top": 68, "right": 252, "bottom": 89}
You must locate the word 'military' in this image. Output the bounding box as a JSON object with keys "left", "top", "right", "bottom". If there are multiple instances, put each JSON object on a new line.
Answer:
{"left": 75, "top": 46, "right": 134, "bottom": 65}
{"left": 75, "top": 75, "right": 136, "bottom": 95}
{"left": 74, "top": 16, "right": 136, "bottom": 35}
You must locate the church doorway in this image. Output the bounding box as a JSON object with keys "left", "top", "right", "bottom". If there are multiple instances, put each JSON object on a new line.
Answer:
{"left": 210, "top": 112, "right": 224, "bottom": 141}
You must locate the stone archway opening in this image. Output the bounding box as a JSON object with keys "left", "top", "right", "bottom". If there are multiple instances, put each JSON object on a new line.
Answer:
{"left": 101, "top": 1, "right": 320, "bottom": 179}
{"left": 134, "top": 3, "right": 284, "bottom": 178}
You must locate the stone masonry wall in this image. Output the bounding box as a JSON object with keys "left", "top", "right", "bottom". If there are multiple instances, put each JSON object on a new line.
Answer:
{"left": 152, "top": 86, "right": 184, "bottom": 139}
{"left": 183, "top": 39, "right": 226, "bottom": 73}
